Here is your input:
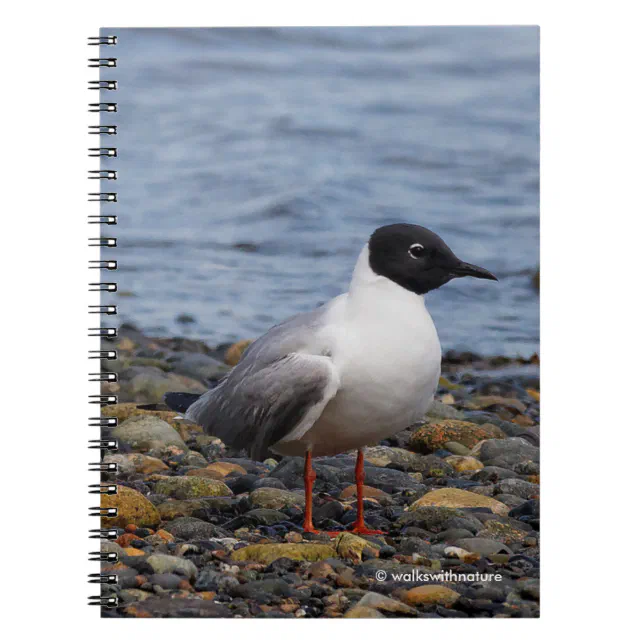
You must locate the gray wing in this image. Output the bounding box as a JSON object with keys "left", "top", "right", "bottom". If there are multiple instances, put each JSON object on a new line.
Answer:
{"left": 184, "top": 352, "right": 339, "bottom": 461}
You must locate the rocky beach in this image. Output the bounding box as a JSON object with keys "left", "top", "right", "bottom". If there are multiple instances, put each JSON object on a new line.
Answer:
{"left": 98, "top": 324, "right": 540, "bottom": 618}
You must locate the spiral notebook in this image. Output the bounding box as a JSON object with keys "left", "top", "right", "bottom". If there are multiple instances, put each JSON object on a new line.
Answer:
{"left": 90, "top": 27, "right": 540, "bottom": 618}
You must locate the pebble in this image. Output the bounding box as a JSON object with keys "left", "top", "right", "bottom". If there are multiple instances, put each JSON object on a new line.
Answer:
{"left": 410, "top": 488, "right": 510, "bottom": 516}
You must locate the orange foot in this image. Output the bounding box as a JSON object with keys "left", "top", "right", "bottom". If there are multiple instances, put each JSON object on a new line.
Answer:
{"left": 302, "top": 522, "right": 320, "bottom": 534}
{"left": 325, "top": 523, "right": 386, "bottom": 537}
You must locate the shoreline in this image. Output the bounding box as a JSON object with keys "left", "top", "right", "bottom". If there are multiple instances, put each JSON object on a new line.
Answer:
{"left": 99, "top": 325, "right": 540, "bottom": 618}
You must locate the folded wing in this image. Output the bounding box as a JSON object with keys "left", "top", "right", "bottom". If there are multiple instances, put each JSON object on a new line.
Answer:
{"left": 184, "top": 353, "right": 339, "bottom": 460}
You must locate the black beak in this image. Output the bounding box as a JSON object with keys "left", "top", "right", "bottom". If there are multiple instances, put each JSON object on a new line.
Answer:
{"left": 451, "top": 260, "right": 498, "bottom": 282}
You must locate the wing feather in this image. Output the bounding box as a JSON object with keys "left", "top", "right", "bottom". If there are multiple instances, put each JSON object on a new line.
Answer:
{"left": 184, "top": 353, "right": 339, "bottom": 460}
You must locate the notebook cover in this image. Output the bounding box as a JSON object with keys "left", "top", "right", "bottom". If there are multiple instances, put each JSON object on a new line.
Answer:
{"left": 92, "top": 26, "right": 540, "bottom": 618}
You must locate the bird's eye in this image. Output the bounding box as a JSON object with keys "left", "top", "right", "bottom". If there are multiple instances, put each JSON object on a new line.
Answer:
{"left": 408, "top": 243, "right": 425, "bottom": 259}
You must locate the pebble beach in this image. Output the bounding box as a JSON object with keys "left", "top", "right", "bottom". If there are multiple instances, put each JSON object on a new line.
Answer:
{"left": 99, "top": 324, "right": 540, "bottom": 618}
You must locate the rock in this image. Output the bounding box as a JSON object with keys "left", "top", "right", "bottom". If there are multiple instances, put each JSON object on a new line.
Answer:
{"left": 167, "top": 352, "right": 228, "bottom": 381}
{"left": 206, "top": 462, "right": 248, "bottom": 478}
{"left": 477, "top": 519, "right": 529, "bottom": 544}
{"left": 241, "top": 509, "right": 290, "bottom": 526}
{"left": 148, "top": 573, "right": 183, "bottom": 590}
{"left": 364, "top": 446, "right": 448, "bottom": 473}
{"left": 465, "top": 395, "right": 527, "bottom": 414}
{"left": 395, "top": 506, "right": 462, "bottom": 533}
{"left": 249, "top": 488, "right": 306, "bottom": 510}
{"left": 426, "top": 400, "right": 466, "bottom": 420}
{"left": 403, "top": 585, "right": 461, "bottom": 607}
{"left": 122, "top": 597, "right": 231, "bottom": 618}
{"left": 181, "top": 451, "right": 208, "bottom": 468}
{"left": 339, "top": 485, "right": 390, "bottom": 501}
{"left": 155, "top": 476, "right": 232, "bottom": 499}
{"left": 231, "top": 543, "right": 336, "bottom": 565}
{"left": 104, "top": 453, "right": 169, "bottom": 475}
{"left": 453, "top": 538, "right": 513, "bottom": 556}
{"left": 186, "top": 468, "right": 228, "bottom": 481}
{"left": 443, "top": 441, "right": 471, "bottom": 456}
{"left": 335, "top": 533, "right": 380, "bottom": 563}
{"left": 410, "top": 488, "right": 510, "bottom": 516}
{"left": 475, "top": 437, "right": 539, "bottom": 469}
{"left": 494, "top": 478, "right": 540, "bottom": 499}
{"left": 113, "top": 415, "right": 187, "bottom": 453}
{"left": 410, "top": 420, "right": 505, "bottom": 453}
{"left": 102, "top": 485, "right": 160, "bottom": 529}
{"left": 147, "top": 553, "right": 198, "bottom": 581}
{"left": 470, "top": 466, "right": 518, "bottom": 483}
{"left": 444, "top": 455, "right": 484, "bottom": 472}
{"left": 344, "top": 606, "right": 385, "bottom": 618}
{"left": 156, "top": 499, "right": 210, "bottom": 521}
{"left": 102, "top": 403, "right": 199, "bottom": 436}
{"left": 163, "top": 517, "right": 219, "bottom": 540}
{"left": 224, "top": 339, "right": 253, "bottom": 366}
{"left": 119, "top": 366, "right": 206, "bottom": 403}
{"left": 355, "top": 592, "right": 418, "bottom": 616}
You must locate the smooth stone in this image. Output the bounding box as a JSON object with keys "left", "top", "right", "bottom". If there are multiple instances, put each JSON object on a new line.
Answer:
{"left": 102, "top": 402, "right": 199, "bottom": 436}
{"left": 395, "top": 506, "right": 462, "bottom": 533}
{"left": 163, "top": 517, "right": 219, "bottom": 540}
{"left": 339, "top": 484, "right": 390, "bottom": 501}
{"left": 206, "top": 461, "right": 248, "bottom": 478}
{"left": 119, "top": 366, "right": 206, "bottom": 404}
{"left": 443, "top": 441, "right": 471, "bottom": 456}
{"left": 146, "top": 553, "right": 198, "bottom": 581}
{"left": 155, "top": 476, "right": 232, "bottom": 499}
{"left": 155, "top": 499, "right": 210, "bottom": 521}
{"left": 251, "top": 477, "right": 288, "bottom": 491}
{"left": 444, "top": 455, "right": 484, "bottom": 472}
{"left": 410, "top": 420, "right": 505, "bottom": 453}
{"left": 335, "top": 533, "right": 380, "bottom": 562}
{"left": 231, "top": 543, "right": 336, "bottom": 565}
{"left": 102, "top": 485, "right": 160, "bottom": 529}
{"left": 410, "top": 488, "right": 510, "bottom": 516}
{"left": 356, "top": 592, "right": 418, "bottom": 616}
{"left": 186, "top": 468, "right": 228, "bottom": 481}
{"left": 403, "top": 585, "right": 461, "bottom": 606}
{"left": 121, "top": 597, "right": 231, "bottom": 618}
{"left": 344, "top": 606, "right": 385, "bottom": 618}
{"left": 470, "top": 466, "right": 518, "bottom": 483}
{"left": 494, "top": 478, "right": 539, "bottom": 499}
{"left": 112, "top": 415, "right": 187, "bottom": 452}
{"left": 426, "top": 400, "right": 466, "bottom": 420}
{"left": 167, "top": 352, "right": 228, "bottom": 381}
{"left": 453, "top": 538, "right": 513, "bottom": 556}
{"left": 475, "top": 437, "right": 539, "bottom": 467}
{"left": 364, "top": 446, "right": 444, "bottom": 472}
{"left": 249, "top": 488, "right": 305, "bottom": 510}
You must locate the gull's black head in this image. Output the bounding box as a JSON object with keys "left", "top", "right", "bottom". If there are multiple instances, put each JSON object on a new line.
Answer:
{"left": 368, "top": 223, "right": 498, "bottom": 295}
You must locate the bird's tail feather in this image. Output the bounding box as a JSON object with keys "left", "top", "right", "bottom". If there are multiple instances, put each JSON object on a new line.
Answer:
{"left": 163, "top": 391, "right": 202, "bottom": 414}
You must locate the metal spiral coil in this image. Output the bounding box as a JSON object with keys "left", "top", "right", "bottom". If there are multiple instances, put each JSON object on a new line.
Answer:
{"left": 89, "top": 34, "right": 119, "bottom": 609}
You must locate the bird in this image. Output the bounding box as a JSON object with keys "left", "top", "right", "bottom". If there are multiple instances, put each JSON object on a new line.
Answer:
{"left": 165, "top": 223, "right": 497, "bottom": 535}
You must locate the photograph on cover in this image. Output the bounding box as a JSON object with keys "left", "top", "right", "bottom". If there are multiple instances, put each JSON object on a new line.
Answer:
{"left": 98, "top": 26, "right": 539, "bottom": 618}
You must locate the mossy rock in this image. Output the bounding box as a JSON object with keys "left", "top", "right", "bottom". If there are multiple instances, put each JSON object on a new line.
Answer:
{"left": 112, "top": 414, "right": 188, "bottom": 453}
{"left": 410, "top": 488, "right": 510, "bottom": 516}
{"left": 410, "top": 420, "right": 505, "bottom": 453}
{"left": 103, "top": 403, "right": 200, "bottom": 436}
{"left": 102, "top": 485, "right": 160, "bottom": 529}
{"left": 231, "top": 543, "right": 336, "bottom": 565}
{"left": 155, "top": 476, "right": 232, "bottom": 500}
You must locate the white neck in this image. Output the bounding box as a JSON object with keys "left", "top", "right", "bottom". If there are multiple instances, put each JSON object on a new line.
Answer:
{"left": 347, "top": 245, "right": 427, "bottom": 314}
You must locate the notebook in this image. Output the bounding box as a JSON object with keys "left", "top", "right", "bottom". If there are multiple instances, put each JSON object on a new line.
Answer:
{"left": 90, "top": 26, "right": 540, "bottom": 618}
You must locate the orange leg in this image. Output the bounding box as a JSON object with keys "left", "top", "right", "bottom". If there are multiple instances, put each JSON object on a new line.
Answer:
{"left": 349, "top": 449, "right": 384, "bottom": 535}
{"left": 302, "top": 449, "right": 319, "bottom": 533}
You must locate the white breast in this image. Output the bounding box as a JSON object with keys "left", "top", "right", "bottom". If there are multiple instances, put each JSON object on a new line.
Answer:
{"left": 299, "top": 248, "right": 442, "bottom": 456}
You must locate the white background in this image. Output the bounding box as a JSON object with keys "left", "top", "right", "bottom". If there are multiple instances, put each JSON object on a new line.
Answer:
{"left": 2, "top": 0, "right": 642, "bottom": 639}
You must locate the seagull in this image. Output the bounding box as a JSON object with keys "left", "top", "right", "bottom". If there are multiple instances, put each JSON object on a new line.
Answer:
{"left": 165, "top": 223, "right": 497, "bottom": 534}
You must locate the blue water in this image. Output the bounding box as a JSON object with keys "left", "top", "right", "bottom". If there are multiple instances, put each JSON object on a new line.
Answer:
{"left": 101, "top": 27, "right": 539, "bottom": 357}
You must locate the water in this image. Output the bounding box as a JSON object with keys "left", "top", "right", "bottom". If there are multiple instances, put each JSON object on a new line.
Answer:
{"left": 101, "top": 27, "right": 539, "bottom": 357}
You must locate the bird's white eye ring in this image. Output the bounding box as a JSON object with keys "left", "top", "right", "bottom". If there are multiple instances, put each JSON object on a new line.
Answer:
{"left": 408, "top": 243, "right": 424, "bottom": 259}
